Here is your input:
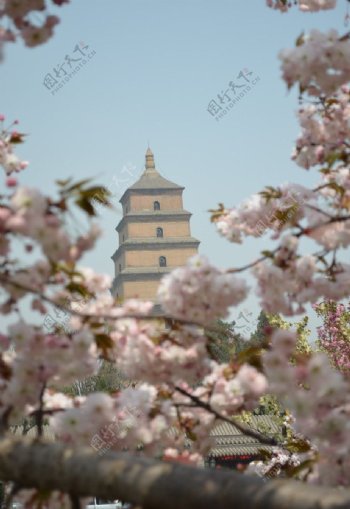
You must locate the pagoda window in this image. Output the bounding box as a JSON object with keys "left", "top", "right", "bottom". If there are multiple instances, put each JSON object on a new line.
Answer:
{"left": 154, "top": 201, "right": 160, "bottom": 211}
{"left": 156, "top": 227, "right": 163, "bottom": 238}
{"left": 159, "top": 256, "right": 167, "bottom": 267}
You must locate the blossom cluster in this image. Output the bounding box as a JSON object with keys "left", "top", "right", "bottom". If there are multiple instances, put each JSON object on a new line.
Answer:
{"left": 157, "top": 255, "right": 249, "bottom": 325}
{"left": 266, "top": 0, "right": 336, "bottom": 12}
{"left": 0, "top": 116, "right": 28, "bottom": 177}
{"left": 263, "top": 329, "right": 350, "bottom": 486}
{"left": 0, "top": 186, "right": 101, "bottom": 296}
{"left": 216, "top": 183, "right": 350, "bottom": 252}
{"left": 279, "top": 30, "right": 350, "bottom": 96}
{"left": 246, "top": 447, "right": 300, "bottom": 479}
{"left": 292, "top": 87, "right": 350, "bottom": 170}
{"left": 314, "top": 301, "right": 350, "bottom": 373}
{"left": 253, "top": 236, "right": 350, "bottom": 314}
{"left": 202, "top": 362, "right": 268, "bottom": 415}
{"left": 0, "top": 0, "right": 69, "bottom": 58}
{"left": 214, "top": 183, "right": 312, "bottom": 243}
{"left": 0, "top": 322, "right": 98, "bottom": 424}
{"left": 111, "top": 321, "right": 212, "bottom": 384}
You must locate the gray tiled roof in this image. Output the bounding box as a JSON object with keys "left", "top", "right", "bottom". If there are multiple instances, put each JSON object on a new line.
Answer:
{"left": 207, "top": 416, "right": 280, "bottom": 457}
{"left": 210, "top": 416, "right": 280, "bottom": 437}
{"left": 129, "top": 170, "right": 184, "bottom": 191}
{"left": 209, "top": 444, "right": 275, "bottom": 457}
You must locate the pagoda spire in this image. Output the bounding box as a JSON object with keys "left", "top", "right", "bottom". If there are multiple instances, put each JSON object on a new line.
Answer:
{"left": 145, "top": 146, "right": 157, "bottom": 173}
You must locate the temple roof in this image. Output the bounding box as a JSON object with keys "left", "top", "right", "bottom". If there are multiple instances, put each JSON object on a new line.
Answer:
{"left": 120, "top": 148, "right": 183, "bottom": 202}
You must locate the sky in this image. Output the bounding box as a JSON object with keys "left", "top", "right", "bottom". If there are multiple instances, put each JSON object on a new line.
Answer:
{"left": 1, "top": 0, "right": 348, "bottom": 335}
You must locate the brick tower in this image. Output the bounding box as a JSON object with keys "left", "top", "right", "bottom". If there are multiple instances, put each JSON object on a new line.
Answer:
{"left": 111, "top": 148, "right": 200, "bottom": 303}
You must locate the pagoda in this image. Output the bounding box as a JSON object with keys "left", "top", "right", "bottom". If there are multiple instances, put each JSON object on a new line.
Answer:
{"left": 111, "top": 148, "right": 200, "bottom": 303}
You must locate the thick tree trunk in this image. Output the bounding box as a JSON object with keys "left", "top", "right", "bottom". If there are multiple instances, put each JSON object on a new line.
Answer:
{"left": 0, "top": 437, "right": 348, "bottom": 509}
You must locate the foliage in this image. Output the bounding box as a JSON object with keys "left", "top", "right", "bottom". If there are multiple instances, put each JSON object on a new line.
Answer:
{"left": 205, "top": 320, "right": 243, "bottom": 362}
{"left": 65, "top": 361, "right": 131, "bottom": 397}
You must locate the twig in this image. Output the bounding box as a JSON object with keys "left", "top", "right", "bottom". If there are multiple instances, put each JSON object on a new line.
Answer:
{"left": 35, "top": 383, "right": 47, "bottom": 438}
{"left": 174, "top": 386, "right": 278, "bottom": 446}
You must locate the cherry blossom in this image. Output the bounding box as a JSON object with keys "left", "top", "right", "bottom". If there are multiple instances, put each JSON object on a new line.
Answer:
{"left": 0, "top": 0, "right": 69, "bottom": 56}
{"left": 266, "top": 0, "right": 336, "bottom": 12}
{"left": 292, "top": 88, "right": 350, "bottom": 169}
{"left": 0, "top": 118, "right": 28, "bottom": 175}
{"left": 214, "top": 183, "right": 313, "bottom": 242}
{"left": 157, "top": 255, "right": 248, "bottom": 324}
{"left": 263, "top": 328, "right": 350, "bottom": 485}
{"left": 279, "top": 30, "right": 350, "bottom": 96}
{"left": 314, "top": 301, "right": 350, "bottom": 373}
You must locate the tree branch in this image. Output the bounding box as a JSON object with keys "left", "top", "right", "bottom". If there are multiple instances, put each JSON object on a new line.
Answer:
{"left": 175, "top": 386, "right": 278, "bottom": 446}
{"left": 0, "top": 437, "right": 349, "bottom": 509}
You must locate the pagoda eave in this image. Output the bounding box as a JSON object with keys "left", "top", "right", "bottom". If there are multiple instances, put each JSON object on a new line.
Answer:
{"left": 115, "top": 211, "right": 192, "bottom": 232}
{"left": 111, "top": 238, "right": 200, "bottom": 261}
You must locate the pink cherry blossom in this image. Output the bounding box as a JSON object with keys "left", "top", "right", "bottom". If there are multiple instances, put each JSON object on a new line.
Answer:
{"left": 280, "top": 30, "right": 350, "bottom": 96}
{"left": 158, "top": 255, "right": 248, "bottom": 325}
{"left": 266, "top": 0, "right": 336, "bottom": 11}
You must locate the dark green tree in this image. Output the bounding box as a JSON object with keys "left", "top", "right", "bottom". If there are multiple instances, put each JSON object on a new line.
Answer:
{"left": 65, "top": 360, "right": 131, "bottom": 397}
{"left": 249, "top": 310, "right": 271, "bottom": 347}
{"left": 205, "top": 320, "right": 245, "bottom": 362}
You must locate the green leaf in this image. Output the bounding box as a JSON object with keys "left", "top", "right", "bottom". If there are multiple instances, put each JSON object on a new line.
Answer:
{"left": 66, "top": 282, "right": 91, "bottom": 299}
{"left": 326, "top": 181, "right": 345, "bottom": 196}
{"left": 209, "top": 203, "right": 226, "bottom": 223}
{"left": 261, "top": 250, "right": 274, "bottom": 258}
{"left": 56, "top": 178, "right": 72, "bottom": 187}
{"left": 81, "top": 186, "right": 112, "bottom": 205}
{"left": 286, "top": 459, "right": 315, "bottom": 478}
{"left": 237, "top": 345, "right": 265, "bottom": 370}
{"left": 325, "top": 152, "right": 341, "bottom": 167}
{"left": 295, "top": 32, "right": 305, "bottom": 47}
{"left": 75, "top": 197, "right": 96, "bottom": 216}
{"left": 65, "top": 178, "right": 93, "bottom": 193}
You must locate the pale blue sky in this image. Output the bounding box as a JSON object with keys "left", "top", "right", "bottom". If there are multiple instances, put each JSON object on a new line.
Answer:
{"left": 1, "top": 0, "right": 347, "bottom": 332}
